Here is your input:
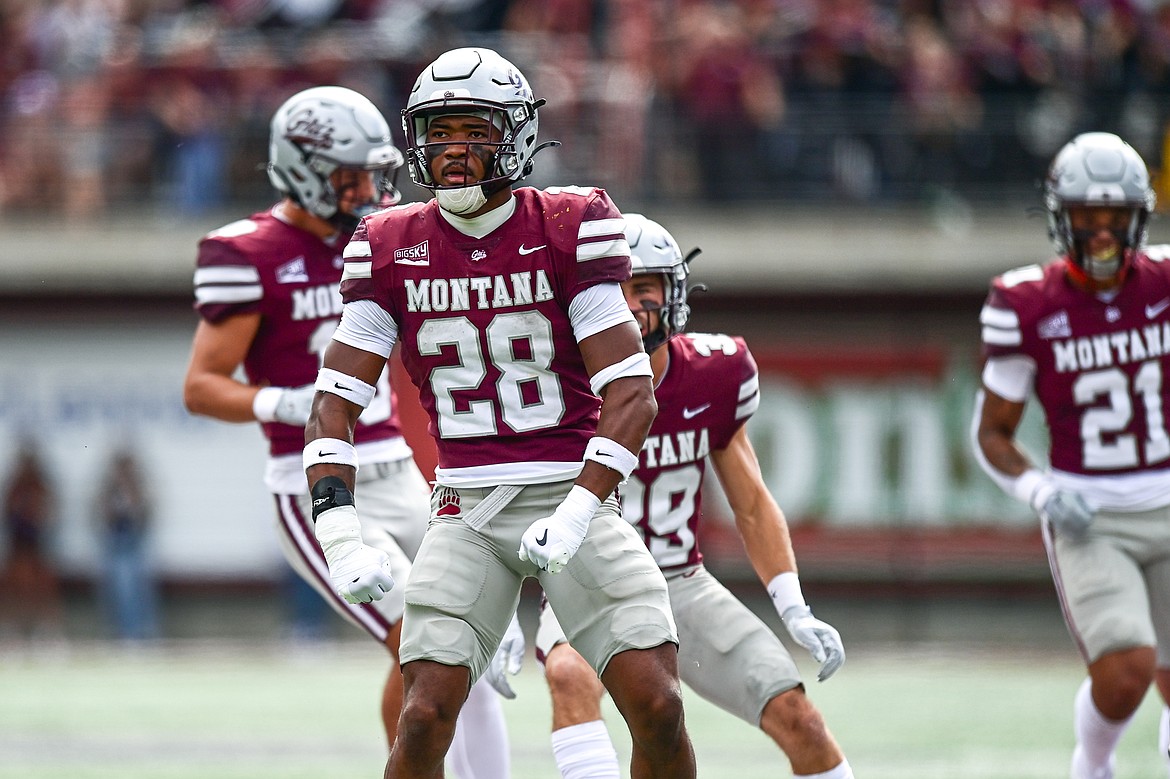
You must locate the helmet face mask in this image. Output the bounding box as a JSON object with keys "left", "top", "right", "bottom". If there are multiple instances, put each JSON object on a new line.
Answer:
{"left": 1064, "top": 205, "right": 1143, "bottom": 282}
{"left": 328, "top": 166, "right": 402, "bottom": 232}
{"left": 267, "top": 86, "right": 403, "bottom": 229}
{"left": 1043, "top": 132, "right": 1155, "bottom": 290}
{"left": 402, "top": 48, "right": 541, "bottom": 207}
{"left": 623, "top": 213, "right": 696, "bottom": 352}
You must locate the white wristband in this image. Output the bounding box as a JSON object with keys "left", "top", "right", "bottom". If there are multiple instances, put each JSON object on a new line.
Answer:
{"left": 766, "top": 572, "right": 806, "bottom": 614}
{"left": 316, "top": 368, "right": 376, "bottom": 409}
{"left": 303, "top": 438, "right": 360, "bottom": 471}
{"left": 583, "top": 436, "right": 640, "bottom": 480}
{"left": 252, "top": 386, "right": 283, "bottom": 422}
{"left": 1010, "top": 468, "right": 1048, "bottom": 506}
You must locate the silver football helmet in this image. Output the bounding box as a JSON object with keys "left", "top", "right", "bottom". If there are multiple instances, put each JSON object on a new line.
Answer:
{"left": 625, "top": 213, "right": 700, "bottom": 352}
{"left": 402, "top": 47, "right": 545, "bottom": 213}
{"left": 1044, "top": 132, "right": 1155, "bottom": 286}
{"left": 267, "top": 86, "right": 403, "bottom": 229}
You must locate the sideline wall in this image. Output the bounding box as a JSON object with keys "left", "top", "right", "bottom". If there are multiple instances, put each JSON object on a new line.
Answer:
{"left": 0, "top": 289, "right": 1048, "bottom": 585}
{"left": 8, "top": 204, "right": 1123, "bottom": 585}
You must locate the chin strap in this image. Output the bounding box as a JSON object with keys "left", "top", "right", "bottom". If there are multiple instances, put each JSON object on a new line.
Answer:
{"left": 330, "top": 210, "right": 360, "bottom": 233}
{"left": 521, "top": 140, "right": 561, "bottom": 178}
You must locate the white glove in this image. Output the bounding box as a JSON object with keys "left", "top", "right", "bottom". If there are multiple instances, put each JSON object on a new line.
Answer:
{"left": 768, "top": 571, "right": 844, "bottom": 682}
{"left": 315, "top": 504, "right": 395, "bottom": 604}
{"left": 781, "top": 605, "right": 846, "bottom": 682}
{"left": 518, "top": 485, "right": 601, "bottom": 573}
{"left": 1030, "top": 481, "right": 1094, "bottom": 539}
{"left": 484, "top": 612, "right": 525, "bottom": 699}
{"left": 254, "top": 385, "right": 316, "bottom": 426}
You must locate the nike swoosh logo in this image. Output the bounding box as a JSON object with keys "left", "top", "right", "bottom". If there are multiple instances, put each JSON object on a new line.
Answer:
{"left": 318, "top": 451, "right": 337, "bottom": 457}
{"left": 518, "top": 244, "right": 547, "bottom": 256}
{"left": 1147, "top": 298, "right": 1170, "bottom": 319}
{"left": 536, "top": 530, "right": 549, "bottom": 546}
{"left": 682, "top": 403, "right": 711, "bottom": 419}
{"left": 334, "top": 382, "right": 350, "bottom": 391}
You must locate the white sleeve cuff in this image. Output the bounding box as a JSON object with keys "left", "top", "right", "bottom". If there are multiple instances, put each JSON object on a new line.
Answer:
{"left": 252, "top": 386, "right": 282, "bottom": 422}
{"left": 982, "top": 356, "right": 1035, "bottom": 404}
{"left": 333, "top": 299, "right": 398, "bottom": 359}
{"left": 568, "top": 283, "right": 636, "bottom": 342}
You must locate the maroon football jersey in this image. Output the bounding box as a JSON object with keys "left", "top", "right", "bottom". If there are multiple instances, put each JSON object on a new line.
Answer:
{"left": 341, "top": 187, "right": 631, "bottom": 472}
{"left": 981, "top": 253, "right": 1170, "bottom": 476}
{"left": 623, "top": 333, "right": 760, "bottom": 571}
{"left": 193, "top": 208, "right": 403, "bottom": 457}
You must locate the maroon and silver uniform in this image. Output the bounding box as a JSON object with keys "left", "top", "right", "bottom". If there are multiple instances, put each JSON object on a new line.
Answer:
{"left": 624, "top": 332, "right": 760, "bottom": 570}
{"left": 537, "top": 332, "right": 805, "bottom": 725}
{"left": 981, "top": 252, "right": 1170, "bottom": 510}
{"left": 981, "top": 250, "right": 1170, "bottom": 667}
{"left": 342, "top": 187, "right": 676, "bottom": 679}
{"left": 193, "top": 207, "right": 422, "bottom": 643}
{"left": 342, "top": 187, "right": 629, "bottom": 485}
{"left": 195, "top": 208, "right": 409, "bottom": 469}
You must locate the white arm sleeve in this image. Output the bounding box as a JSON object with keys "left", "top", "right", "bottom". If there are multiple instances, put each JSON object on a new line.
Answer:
{"left": 981, "top": 355, "right": 1036, "bottom": 403}
{"left": 332, "top": 299, "right": 398, "bottom": 358}
{"left": 568, "top": 283, "right": 636, "bottom": 342}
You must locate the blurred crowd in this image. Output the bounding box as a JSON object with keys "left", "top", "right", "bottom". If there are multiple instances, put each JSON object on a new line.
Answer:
{"left": 3, "top": 0, "right": 1170, "bottom": 220}
{"left": 0, "top": 442, "right": 160, "bottom": 644}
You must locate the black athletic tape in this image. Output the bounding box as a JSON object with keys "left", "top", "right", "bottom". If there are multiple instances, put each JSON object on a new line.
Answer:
{"left": 309, "top": 476, "right": 355, "bottom": 522}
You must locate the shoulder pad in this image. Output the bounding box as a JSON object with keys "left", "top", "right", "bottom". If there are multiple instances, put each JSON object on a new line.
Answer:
{"left": 543, "top": 185, "right": 600, "bottom": 198}
{"left": 996, "top": 264, "right": 1045, "bottom": 289}
{"left": 204, "top": 218, "right": 258, "bottom": 241}
{"left": 682, "top": 332, "right": 748, "bottom": 359}
{"left": 1145, "top": 244, "right": 1170, "bottom": 262}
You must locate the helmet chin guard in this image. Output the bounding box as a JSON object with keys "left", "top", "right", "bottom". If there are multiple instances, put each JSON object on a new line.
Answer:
{"left": 267, "top": 86, "right": 403, "bottom": 225}
{"left": 435, "top": 186, "right": 488, "bottom": 216}
{"left": 1043, "top": 132, "right": 1155, "bottom": 289}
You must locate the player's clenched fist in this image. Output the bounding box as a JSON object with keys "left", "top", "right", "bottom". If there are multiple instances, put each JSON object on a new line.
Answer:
{"left": 311, "top": 476, "right": 395, "bottom": 603}
{"left": 518, "top": 486, "right": 600, "bottom": 573}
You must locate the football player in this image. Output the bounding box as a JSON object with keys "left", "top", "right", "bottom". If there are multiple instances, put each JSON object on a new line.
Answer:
{"left": 534, "top": 213, "right": 854, "bottom": 779}
{"left": 301, "top": 48, "right": 697, "bottom": 778}
{"left": 973, "top": 131, "right": 1170, "bottom": 779}
{"left": 181, "top": 85, "right": 512, "bottom": 779}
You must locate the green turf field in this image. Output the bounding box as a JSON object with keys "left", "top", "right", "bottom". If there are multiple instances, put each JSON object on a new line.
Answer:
{"left": 0, "top": 638, "right": 1164, "bottom": 778}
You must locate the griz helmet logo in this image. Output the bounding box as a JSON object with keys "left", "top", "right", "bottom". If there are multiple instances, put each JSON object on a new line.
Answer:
{"left": 504, "top": 69, "right": 532, "bottom": 100}
{"left": 286, "top": 108, "right": 336, "bottom": 151}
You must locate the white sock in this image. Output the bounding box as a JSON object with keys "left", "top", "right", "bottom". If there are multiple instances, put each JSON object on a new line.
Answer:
{"left": 446, "top": 678, "right": 510, "bottom": 779}
{"left": 795, "top": 758, "right": 854, "bottom": 779}
{"left": 1071, "top": 677, "right": 1131, "bottom": 779}
{"left": 1159, "top": 706, "right": 1170, "bottom": 777}
{"left": 551, "top": 719, "right": 620, "bottom": 779}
